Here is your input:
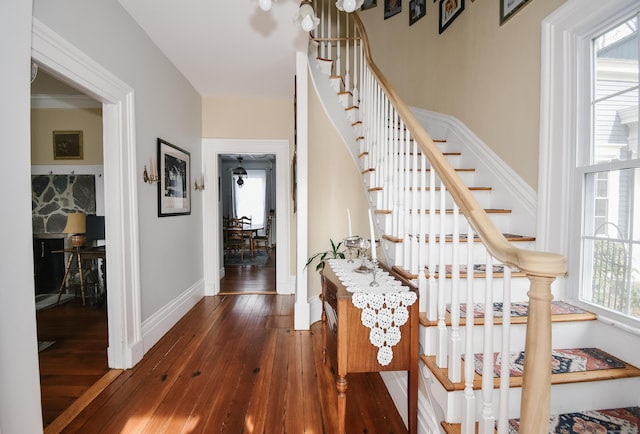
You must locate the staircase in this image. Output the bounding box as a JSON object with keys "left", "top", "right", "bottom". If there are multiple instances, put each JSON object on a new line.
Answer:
{"left": 306, "top": 1, "right": 640, "bottom": 433}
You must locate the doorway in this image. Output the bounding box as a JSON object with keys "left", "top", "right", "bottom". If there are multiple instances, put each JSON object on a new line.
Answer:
{"left": 202, "top": 139, "right": 293, "bottom": 296}
{"left": 30, "top": 67, "right": 110, "bottom": 427}
{"left": 32, "top": 17, "right": 143, "bottom": 370}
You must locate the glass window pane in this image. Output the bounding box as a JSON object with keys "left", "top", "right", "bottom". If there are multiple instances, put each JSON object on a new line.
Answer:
{"left": 581, "top": 168, "right": 640, "bottom": 319}
{"left": 592, "top": 16, "right": 638, "bottom": 164}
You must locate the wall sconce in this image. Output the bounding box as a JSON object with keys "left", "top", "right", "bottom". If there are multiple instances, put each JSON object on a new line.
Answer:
{"left": 194, "top": 175, "right": 205, "bottom": 191}
{"left": 143, "top": 159, "right": 159, "bottom": 184}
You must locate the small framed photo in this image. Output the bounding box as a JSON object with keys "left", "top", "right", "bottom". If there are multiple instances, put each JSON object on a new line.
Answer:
{"left": 409, "top": 0, "right": 426, "bottom": 25}
{"left": 500, "top": 0, "right": 532, "bottom": 25}
{"left": 439, "top": 0, "right": 464, "bottom": 34}
{"left": 53, "top": 131, "right": 83, "bottom": 160}
{"left": 384, "top": 0, "right": 401, "bottom": 19}
{"left": 362, "top": 0, "right": 377, "bottom": 10}
{"left": 158, "top": 138, "right": 191, "bottom": 217}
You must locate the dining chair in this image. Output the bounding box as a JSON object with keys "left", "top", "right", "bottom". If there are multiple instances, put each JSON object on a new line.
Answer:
{"left": 224, "top": 219, "right": 247, "bottom": 261}
{"left": 252, "top": 216, "right": 272, "bottom": 254}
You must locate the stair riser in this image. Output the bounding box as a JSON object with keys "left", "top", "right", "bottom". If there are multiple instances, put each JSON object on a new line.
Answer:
{"left": 425, "top": 364, "right": 640, "bottom": 424}
{"left": 374, "top": 213, "right": 511, "bottom": 238}
{"left": 420, "top": 319, "right": 595, "bottom": 357}
{"left": 382, "top": 238, "right": 536, "bottom": 266}
{"left": 368, "top": 188, "right": 494, "bottom": 211}
{"left": 364, "top": 169, "right": 477, "bottom": 189}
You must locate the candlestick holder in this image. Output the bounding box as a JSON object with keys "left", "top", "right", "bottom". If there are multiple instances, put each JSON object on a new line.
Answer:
{"left": 353, "top": 239, "right": 373, "bottom": 273}
{"left": 369, "top": 258, "right": 380, "bottom": 287}
{"left": 344, "top": 235, "right": 362, "bottom": 263}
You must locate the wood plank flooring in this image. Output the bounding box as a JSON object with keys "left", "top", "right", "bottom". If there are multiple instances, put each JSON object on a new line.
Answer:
{"left": 42, "top": 249, "right": 408, "bottom": 433}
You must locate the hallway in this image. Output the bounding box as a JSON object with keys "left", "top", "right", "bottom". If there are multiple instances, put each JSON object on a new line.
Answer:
{"left": 48, "top": 262, "right": 407, "bottom": 433}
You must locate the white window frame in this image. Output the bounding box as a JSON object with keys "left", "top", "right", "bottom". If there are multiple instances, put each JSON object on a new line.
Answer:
{"left": 538, "top": 0, "right": 640, "bottom": 330}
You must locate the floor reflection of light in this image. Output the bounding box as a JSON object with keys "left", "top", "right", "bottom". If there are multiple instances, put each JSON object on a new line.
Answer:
{"left": 121, "top": 415, "right": 200, "bottom": 433}
{"left": 245, "top": 415, "right": 255, "bottom": 433}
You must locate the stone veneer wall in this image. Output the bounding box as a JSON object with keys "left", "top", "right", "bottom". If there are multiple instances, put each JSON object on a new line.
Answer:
{"left": 32, "top": 175, "right": 96, "bottom": 234}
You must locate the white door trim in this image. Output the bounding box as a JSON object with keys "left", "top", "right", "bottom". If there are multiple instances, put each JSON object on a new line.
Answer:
{"left": 202, "top": 139, "right": 293, "bottom": 296}
{"left": 31, "top": 18, "right": 144, "bottom": 368}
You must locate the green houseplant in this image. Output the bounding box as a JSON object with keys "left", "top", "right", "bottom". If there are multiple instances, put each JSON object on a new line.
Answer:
{"left": 305, "top": 238, "right": 347, "bottom": 272}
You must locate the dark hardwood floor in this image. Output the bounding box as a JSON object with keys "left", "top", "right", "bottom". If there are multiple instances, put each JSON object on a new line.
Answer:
{"left": 40, "top": 248, "right": 408, "bottom": 433}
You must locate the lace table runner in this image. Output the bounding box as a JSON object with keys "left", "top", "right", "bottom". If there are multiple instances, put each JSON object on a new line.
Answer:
{"left": 328, "top": 259, "right": 417, "bottom": 366}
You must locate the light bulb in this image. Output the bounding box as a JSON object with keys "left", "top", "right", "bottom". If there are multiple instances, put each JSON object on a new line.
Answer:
{"left": 301, "top": 15, "right": 314, "bottom": 32}
{"left": 258, "top": 0, "right": 272, "bottom": 11}
{"left": 343, "top": 0, "right": 356, "bottom": 12}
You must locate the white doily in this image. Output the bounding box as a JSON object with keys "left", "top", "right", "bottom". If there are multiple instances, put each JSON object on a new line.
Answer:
{"left": 352, "top": 291, "right": 417, "bottom": 366}
{"left": 328, "top": 259, "right": 417, "bottom": 366}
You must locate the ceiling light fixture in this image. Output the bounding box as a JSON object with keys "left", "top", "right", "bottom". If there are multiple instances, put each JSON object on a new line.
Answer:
{"left": 294, "top": 1, "right": 320, "bottom": 32}
{"left": 336, "top": 0, "right": 364, "bottom": 12}
{"left": 233, "top": 157, "right": 248, "bottom": 187}
{"left": 258, "top": 0, "right": 275, "bottom": 11}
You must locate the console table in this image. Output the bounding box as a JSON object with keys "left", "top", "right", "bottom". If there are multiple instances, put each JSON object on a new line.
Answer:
{"left": 321, "top": 259, "right": 419, "bottom": 433}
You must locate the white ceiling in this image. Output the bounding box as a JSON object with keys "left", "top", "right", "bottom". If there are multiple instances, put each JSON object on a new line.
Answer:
{"left": 118, "top": 0, "right": 308, "bottom": 99}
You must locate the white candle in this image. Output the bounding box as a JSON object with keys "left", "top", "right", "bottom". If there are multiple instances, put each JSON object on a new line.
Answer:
{"left": 347, "top": 208, "right": 352, "bottom": 237}
{"left": 368, "top": 209, "right": 377, "bottom": 261}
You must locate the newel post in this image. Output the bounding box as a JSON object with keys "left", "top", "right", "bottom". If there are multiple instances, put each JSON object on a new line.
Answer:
{"left": 519, "top": 274, "right": 555, "bottom": 433}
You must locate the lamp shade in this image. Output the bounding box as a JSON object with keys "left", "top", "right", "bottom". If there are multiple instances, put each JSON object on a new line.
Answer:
{"left": 63, "top": 212, "right": 86, "bottom": 235}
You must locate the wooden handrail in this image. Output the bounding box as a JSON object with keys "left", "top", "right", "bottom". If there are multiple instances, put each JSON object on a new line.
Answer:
{"left": 347, "top": 11, "right": 568, "bottom": 434}
{"left": 352, "top": 13, "right": 566, "bottom": 278}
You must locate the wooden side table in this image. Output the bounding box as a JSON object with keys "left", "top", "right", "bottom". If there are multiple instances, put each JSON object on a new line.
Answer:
{"left": 53, "top": 246, "right": 106, "bottom": 306}
{"left": 321, "top": 262, "right": 419, "bottom": 433}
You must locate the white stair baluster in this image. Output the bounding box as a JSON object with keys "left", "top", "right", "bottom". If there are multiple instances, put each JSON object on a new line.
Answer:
{"left": 462, "top": 224, "right": 476, "bottom": 434}
{"left": 497, "top": 266, "right": 512, "bottom": 434}
{"left": 480, "top": 253, "right": 495, "bottom": 434}
{"left": 436, "top": 176, "right": 447, "bottom": 368}
{"left": 448, "top": 201, "right": 462, "bottom": 382}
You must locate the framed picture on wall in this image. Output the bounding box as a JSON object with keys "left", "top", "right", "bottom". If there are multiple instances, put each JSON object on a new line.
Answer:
{"left": 384, "top": 0, "right": 401, "bottom": 19}
{"left": 500, "top": 0, "right": 532, "bottom": 25}
{"left": 439, "top": 0, "right": 464, "bottom": 34}
{"left": 53, "top": 131, "right": 83, "bottom": 160}
{"left": 409, "top": 0, "right": 426, "bottom": 25}
{"left": 158, "top": 138, "right": 191, "bottom": 217}
{"left": 362, "top": 0, "right": 377, "bottom": 10}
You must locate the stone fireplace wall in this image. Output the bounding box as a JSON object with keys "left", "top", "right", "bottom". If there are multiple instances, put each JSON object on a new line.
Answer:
{"left": 32, "top": 174, "right": 96, "bottom": 235}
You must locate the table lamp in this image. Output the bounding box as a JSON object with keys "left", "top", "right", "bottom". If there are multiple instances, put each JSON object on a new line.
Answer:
{"left": 63, "top": 211, "right": 86, "bottom": 248}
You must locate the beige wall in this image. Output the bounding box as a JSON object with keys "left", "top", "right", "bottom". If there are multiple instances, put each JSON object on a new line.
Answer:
{"left": 307, "top": 75, "right": 371, "bottom": 299}
{"left": 202, "top": 96, "right": 294, "bottom": 141}
{"left": 31, "top": 108, "right": 103, "bottom": 165}
{"left": 359, "top": 0, "right": 566, "bottom": 189}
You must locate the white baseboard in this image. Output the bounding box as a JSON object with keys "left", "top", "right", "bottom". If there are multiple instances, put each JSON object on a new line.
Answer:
{"left": 309, "top": 294, "right": 323, "bottom": 325}
{"left": 141, "top": 279, "right": 205, "bottom": 354}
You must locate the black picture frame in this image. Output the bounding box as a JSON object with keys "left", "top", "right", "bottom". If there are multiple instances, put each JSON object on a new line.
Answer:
{"left": 500, "top": 0, "right": 532, "bottom": 25}
{"left": 158, "top": 138, "right": 191, "bottom": 217}
{"left": 439, "top": 0, "right": 464, "bottom": 34}
{"left": 362, "top": 0, "right": 377, "bottom": 10}
{"left": 409, "top": 0, "right": 426, "bottom": 25}
{"left": 384, "top": 0, "right": 401, "bottom": 19}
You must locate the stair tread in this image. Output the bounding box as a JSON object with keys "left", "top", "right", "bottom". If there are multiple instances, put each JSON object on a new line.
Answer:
{"left": 384, "top": 233, "right": 534, "bottom": 243}
{"left": 421, "top": 347, "right": 640, "bottom": 393}
{"left": 372, "top": 208, "right": 512, "bottom": 214}
{"left": 442, "top": 407, "right": 640, "bottom": 434}
{"left": 419, "top": 300, "right": 597, "bottom": 327}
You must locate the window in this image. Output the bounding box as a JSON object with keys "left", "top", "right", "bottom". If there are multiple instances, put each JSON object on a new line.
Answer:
{"left": 233, "top": 169, "right": 267, "bottom": 227}
{"left": 539, "top": 0, "right": 640, "bottom": 329}
{"left": 578, "top": 15, "right": 640, "bottom": 320}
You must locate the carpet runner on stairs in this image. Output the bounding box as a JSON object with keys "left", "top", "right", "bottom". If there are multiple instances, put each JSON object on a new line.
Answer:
{"left": 473, "top": 347, "right": 626, "bottom": 377}
{"left": 507, "top": 406, "right": 640, "bottom": 433}
{"left": 453, "top": 300, "right": 587, "bottom": 318}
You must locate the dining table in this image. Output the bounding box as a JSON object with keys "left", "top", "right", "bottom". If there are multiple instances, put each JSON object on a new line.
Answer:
{"left": 224, "top": 224, "right": 263, "bottom": 257}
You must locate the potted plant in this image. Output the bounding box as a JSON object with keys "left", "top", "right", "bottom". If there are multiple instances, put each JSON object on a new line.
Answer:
{"left": 305, "top": 238, "right": 347, "bottom": 272}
